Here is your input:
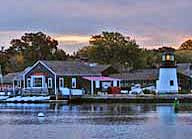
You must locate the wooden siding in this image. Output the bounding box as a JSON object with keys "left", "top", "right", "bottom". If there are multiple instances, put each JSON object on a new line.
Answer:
{"left": 25, "top": 62, "right": 55, "bottom": 95}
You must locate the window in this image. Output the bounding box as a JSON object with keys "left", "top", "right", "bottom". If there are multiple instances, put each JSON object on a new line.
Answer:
{"left": 166, "top": 54, "right": 170, "bottom": 61}
{"left": 171, "top": 55, "right": 174, "bottom": 61}
{"left": 113, "top": 80, "right": 117, "bottom": 87}
{"left": 33, "top": 77, "right": 43, "bottom": 87}
{"left": 162, "top": 55, "right": 165, "bottom": 61}
{"left": 59, "top": 78, "right": 64, "bottom": 88}
{"left": 27, "top": 78, "right": 31, "bottom": 88}
{"left": 95, "top": 80, "right": 100, "bottom": 88}
{"left": 72, "top": 78, "right": 76, "bottom": 88}
{"left": 48, "top": 78, "right": 52, "bottom": 88}
{"left": 170, "top": 80, "right": 174, "bottom": 86}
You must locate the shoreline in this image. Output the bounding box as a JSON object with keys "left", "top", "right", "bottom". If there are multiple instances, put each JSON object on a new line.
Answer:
{"left": 1, "top": 94, "right": 192, "bottom": 103}
{"left": 71, "top": 94, "right": 192, "bottom": 103}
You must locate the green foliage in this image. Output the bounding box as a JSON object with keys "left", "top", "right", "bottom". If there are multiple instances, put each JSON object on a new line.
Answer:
{"left": 1, "top": 32, "right": 68, "bottom": 73}
{"left": 175, "top": 50, "right": 192, "bottom": 63}
{"left": 1, "top": 31, "right": 192, "bottom": 75}
{"left": 179, "top": 40, "right": 192, "bottom": 50}
{"left": 76, "top": 32, "right": 147, "bottom": 69}
{"left": 179, "top": 89, "right": 191, "bottom": 94}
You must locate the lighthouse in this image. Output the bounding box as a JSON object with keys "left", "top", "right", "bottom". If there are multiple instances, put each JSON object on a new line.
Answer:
{"left": 156, "top": 52, "right": 178, "bottom": 94}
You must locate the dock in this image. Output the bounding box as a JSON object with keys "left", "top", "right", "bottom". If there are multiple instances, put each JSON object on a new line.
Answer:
{"left": 74, "top": 94, "right": 192, "bottom": 103}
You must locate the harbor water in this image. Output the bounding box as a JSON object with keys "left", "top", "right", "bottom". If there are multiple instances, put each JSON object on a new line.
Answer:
{"left": 0, "top": 103, "right": 192, "bottom": 139}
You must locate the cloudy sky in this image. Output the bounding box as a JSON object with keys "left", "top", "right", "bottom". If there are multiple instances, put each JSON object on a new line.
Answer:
{"left": 0, "top": 0, "right": 192, "bottom": 54}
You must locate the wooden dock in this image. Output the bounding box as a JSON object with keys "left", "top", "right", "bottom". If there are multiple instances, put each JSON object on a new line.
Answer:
{"left": 74, "top": 94, "right": 192, "bottom": 103}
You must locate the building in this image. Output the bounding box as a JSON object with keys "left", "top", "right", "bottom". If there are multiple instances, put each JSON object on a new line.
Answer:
{"left": 22, "top": 60, "right": 120, "bottom": 96}
{"left": 156, "top": 52, "right": 178, "bottom": 93}
{"left": 110, "top": 63, "right": 192, "bottom": 92}
{"left": 110, "top": 69, "right": 158, "bottom": 89}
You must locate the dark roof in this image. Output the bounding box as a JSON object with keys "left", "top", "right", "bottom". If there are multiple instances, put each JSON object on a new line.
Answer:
{"left": 40, "top": 60, "right": 110, "bottom": 76}
{"left": 110, "top": 69, "right": 158, "bottom": 81}
{"left": 177, "top": 63, "right": 192, "bottom": 77}
{"left": 3, "top": 67, "right": 31, "bottom": 84}
{"left": 3, "top": 72, "right": 21, "bottom": 83}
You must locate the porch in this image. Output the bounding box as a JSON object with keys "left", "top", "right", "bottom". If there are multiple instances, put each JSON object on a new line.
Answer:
{"left": 82, "top": 76, "right": 121, "bottom": 95}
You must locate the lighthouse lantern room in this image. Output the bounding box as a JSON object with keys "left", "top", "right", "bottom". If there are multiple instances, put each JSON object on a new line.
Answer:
{"left": 156, "top": 52, "right": 178, "bottom": 94}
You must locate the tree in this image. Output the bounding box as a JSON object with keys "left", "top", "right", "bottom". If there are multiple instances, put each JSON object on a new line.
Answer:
{"left": 4, "top": 32, "right": 68, "bottom": 73}
{"left": 179, "top": 40, "right": 192, "bottom": 50}
{"left": 76, "top": 32, "right": 145, "bottom": 69}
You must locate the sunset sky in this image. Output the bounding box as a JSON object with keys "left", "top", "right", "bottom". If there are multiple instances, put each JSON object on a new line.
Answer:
{"left": 0, "top": 0, "right": 192, "bottom": 53}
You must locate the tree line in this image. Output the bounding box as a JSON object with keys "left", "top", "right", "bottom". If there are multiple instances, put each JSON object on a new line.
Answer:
{"left": 0, "top": 31, "right": 192, "bottom": 74}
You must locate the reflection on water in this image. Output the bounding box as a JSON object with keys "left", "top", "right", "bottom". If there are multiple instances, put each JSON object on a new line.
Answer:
{"left": 0, "top": 103, "right": 192, "bottom": 139}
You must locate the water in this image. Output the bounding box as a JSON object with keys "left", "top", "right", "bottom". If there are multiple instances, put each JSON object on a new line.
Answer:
{"left": 0, "top": 103, "right": 192, "bottom": 139}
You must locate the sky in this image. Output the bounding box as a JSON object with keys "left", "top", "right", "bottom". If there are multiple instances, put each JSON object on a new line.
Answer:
{"left": 0, "top": 0, "right": 192, "bottom": 54}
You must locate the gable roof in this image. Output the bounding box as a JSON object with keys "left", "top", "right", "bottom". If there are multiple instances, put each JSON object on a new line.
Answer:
{"left": 40, "top": 60, "right": 110, "bottom": 76}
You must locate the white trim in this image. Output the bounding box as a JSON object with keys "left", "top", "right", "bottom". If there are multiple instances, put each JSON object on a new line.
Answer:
{"left": 54, "top": 74, "right": 57, "bottom": 96}
{"left": 12, "top": 81, "right": 15, "bottom": 94}
{"left": 48, "top": 78, "right": 53, "bottom": 88}
{"left": 23, "top": 60, "right": 56, "bottom": 78}
{"left": 31, "top": 75, "right": 45, "bottom": 88}
{"left": 22, "top": 60, "right": 57, "bottom": 93}
{"left": 27, "top": 78, "right": 31, "bottom": 88}
{"left": 59, "top": 77, "right": 64, "bottom": 88}
{"left": 91, "top": 80, "right": 94, "bottom": 95}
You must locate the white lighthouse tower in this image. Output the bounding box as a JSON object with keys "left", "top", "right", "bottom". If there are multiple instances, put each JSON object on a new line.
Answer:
{"left": 156, "top": 52, "right": 178, "bottom": 94}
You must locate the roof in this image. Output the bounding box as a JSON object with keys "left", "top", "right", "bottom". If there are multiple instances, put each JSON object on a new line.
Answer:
{"left": 177, "top": 63, "right": 192, "bottom": 77}
{"left": 83, "top": 76, "right": 121, "bottom": 81}
{"left": 110, "top": 69, "right": 158, "bottom": 81}
{"left": 3, "top": 72, "right": 21, "bottom": 83}
{"left": 40, "top": 60, "right": 110, "bottom": 76}
{"left": 3, "top": 67, "right": 31, "bottom": 84}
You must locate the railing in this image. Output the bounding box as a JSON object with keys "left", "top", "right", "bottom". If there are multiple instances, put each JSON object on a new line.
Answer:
{"left": 23, "top": 87, "right": 49, "bottom": 95}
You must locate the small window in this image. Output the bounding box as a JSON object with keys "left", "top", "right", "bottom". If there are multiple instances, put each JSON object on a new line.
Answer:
{"left": 95, "top": 80, "right": 100, "bottom": 88}
{"left": 72, "top": 78, "right": 76, "bottom": 88}
{"left": 170, "top": 80, "right": 174, "bottom": 86}
{"left": 166, "top": 54, "right": 170, "bottom": 61}
{"left": 170, "top": 55, "right": 174, "bottom": 61}
{"left": 113, "top": 80, "right": 117, "bottom": 87}
{"left": 33, "top": 77, "right": 43, "bottom": 87}
{"left": 27, "top": 78, "right": 31, "bottom": 88}
{"left": 162, "top": 55, "right": 165, "bottom": 61}
{"left": 48, "top": 78, "right": 52, "bottom": 88}
{"left": 59, "top": 78, "right": 64, "bottom": 88}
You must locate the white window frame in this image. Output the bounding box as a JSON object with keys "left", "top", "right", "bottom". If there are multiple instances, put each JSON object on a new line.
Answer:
{"left": 27, "top": 78, "right": 31, "bottom": 88}
{"left": 95, "top": 80, "right": 100, "bottom": 88}
{"left": 31, "top": 75, "right": 45, "bottom": 88}
{"left": 72, "top": 78, "right": 76, "bottom": 88}
{"left": 59, "top": 77, "right": 64, "bottom": 88}
{"left": 48, "top": 78, "right": 53, "bottom": 88}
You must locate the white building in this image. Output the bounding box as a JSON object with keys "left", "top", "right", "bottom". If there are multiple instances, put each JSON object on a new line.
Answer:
{"left": 156, "top": 52, "right": 178, "bottom": 93}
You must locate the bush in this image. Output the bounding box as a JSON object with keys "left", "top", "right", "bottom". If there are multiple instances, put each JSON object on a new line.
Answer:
{"left": 143, "top": 89, "right": 156, "bottom": 95}
{"left": 179, "top": 90, "right": 191, "bottom": 94}
{"left": 143, "top": 89, "right": 151, "bottom": 94}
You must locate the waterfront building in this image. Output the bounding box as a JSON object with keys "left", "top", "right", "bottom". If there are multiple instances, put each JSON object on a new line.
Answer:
{"left": 110, "top": 69, "right": 158, "bottom": 89}
{"left": 22, "top": 60, "right": 120, "bottom": 96}
{"left": 156, "top": 52, "right": 178, "bottom": 93}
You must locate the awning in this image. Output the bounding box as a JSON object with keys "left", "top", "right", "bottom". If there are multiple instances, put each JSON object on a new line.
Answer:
{"left": 82, "top": 76, "right": 121, "bottom": 81}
